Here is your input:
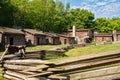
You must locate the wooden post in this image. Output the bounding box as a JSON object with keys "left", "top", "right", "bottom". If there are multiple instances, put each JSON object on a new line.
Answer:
{"left": 40, "top": 50, "right": 46, "bottom": 60}
{"left": 0, "top": 48, "right": 8, "bottom": 61}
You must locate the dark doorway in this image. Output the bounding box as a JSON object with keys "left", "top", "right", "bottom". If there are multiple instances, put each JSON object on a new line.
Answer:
{"left": 37, "top": 37, "right": 40, "bottom": 45}
{"left": 10, "top": 37, "right": 13, "bottom": 45}
{"left": 64, "top": 39, "right": 67, "bottom": 44}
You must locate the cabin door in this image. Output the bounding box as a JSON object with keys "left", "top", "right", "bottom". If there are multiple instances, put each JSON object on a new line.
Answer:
{"left": 102, "top": 37, "right": 105, "bottom": 42}
{"left": 37, "top": 37, "right": 40, "bottom": 45}
{"left": 64, "top": 39, "right": 67, "bottom": 44}
{"left": 9, "top": 37, "right": 13, "bottom": 45}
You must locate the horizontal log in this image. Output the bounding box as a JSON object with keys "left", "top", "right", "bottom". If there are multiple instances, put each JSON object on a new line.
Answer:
{"left": 48, "top": 75, "right": 67, "bottom": 80}
{"left": 4, "top": 74, "right": 22, "bottom": 80}
{"left": 25, "top": 77, "right": 40, "bottom": 80}
{"left": 85, "top": 74, "right": 120, "bottom": 80}
{"left": 26, "top": 72, "right": 53, "bottom": 78}
{"left": 19, "top": 71, "right": 37, "bottom": 75}
{"left": 4, "top": 59, "right": 54, "bottom": 65}
{"left": 69, "top": 65, "right": 120, "bottom": 80}
{"left": 5, "top": 70, "right": 27, "bottom": 79}
{"left": 55, "top": 50, "right": 120, "bottom": 66}
{"left": 21, "top": 65, "right": 49, "bottom": 72}
{"left": 64, "top": 58, "right": 120, "bottom": 71}
{"left": 5, "top": 70, "right": 40, "bottom": 80}
{"left": 47, "top": 68, "right": 64, "bottom": 72}
{"left": 2, "top": 54, "right": 20, "bottom": 60}
{"left": 3, "top": 64, "right": 49, "bottom": 71}
{"left": 3, "top": 64, "right": 36, "bottom": 71}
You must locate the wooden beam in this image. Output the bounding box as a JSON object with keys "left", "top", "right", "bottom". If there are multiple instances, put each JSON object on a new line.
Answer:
{"left": 48, "top": 75, "right": 67, "bottom": 80}
{"left": 47, "top": 68, "right": 64, "bottom": 72}
{"left": 26, "top": 72, "right": 53, "bottom": 78}
{"left": 5, "top": 70, "right": 27, "bottom": 79}
{"left": 25, "top": 77, "right": 40, "bottom": 80}
{"left": 3, "top": 64, "right": 49, "bottom": 72}
{"left": 0, "top": 48, "right": 8, "bottom": 61}
{"left": 21, "top": 65, "right": 49, "bottom": 72}
{"left": 3, "top": 64, "right": 36, "bottom": 71}
{"left": 64, "top": 58, "right": 120, "bottom": 71}
{"left": 69, "top": 66, "right": 120, "bottom": 80}
{"left": 3, "top": 74, "right": 23, "bottom": 80}
{"left": 4, "top": 59, "right": 54, "bottom": 65}
{"left": 85, "top": 74, "right": 120, "bottom": 80}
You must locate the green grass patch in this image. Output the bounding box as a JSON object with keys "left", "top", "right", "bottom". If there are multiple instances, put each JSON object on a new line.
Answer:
{"left": 26, "top": 45, "right": 69, "bottom": 51}
{"left": 65, "top": 44, "right": 120, "bottom": 57}
{"left": 0, "top": 45, "right": 69, "bottom": 55}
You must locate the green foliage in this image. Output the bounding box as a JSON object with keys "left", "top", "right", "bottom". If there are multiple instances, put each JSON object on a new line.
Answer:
{"left": 93, "top": 17, "right": 120, "bottom": 33}
{"left": 0, "top": 0, "right": 95, "bottom": 33}
{"left": 3, "top": 0, "right": 120, "bottom": 33}
{"left": 0, "top": 0, "right": 16, "bottom": 27}
{"left": 69, "top": 8, "right": 94, "bottom": 29}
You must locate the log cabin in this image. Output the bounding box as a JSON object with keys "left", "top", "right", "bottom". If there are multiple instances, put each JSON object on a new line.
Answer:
{"left": 0, "top": 27, "right": 26, "bottom": 49}
{"left": 67, "top": 26, "right": 94, "bottom": 44}
{"left": 94, "top": 33, "right": 113, "bottom": 43}
{"left": 21, "top": 29, "right": 47, "bottom": 46}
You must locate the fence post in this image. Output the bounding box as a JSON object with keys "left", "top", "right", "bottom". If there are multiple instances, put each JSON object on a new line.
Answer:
{"left": 40, "top": 50, "right": 46, "bottom": 60}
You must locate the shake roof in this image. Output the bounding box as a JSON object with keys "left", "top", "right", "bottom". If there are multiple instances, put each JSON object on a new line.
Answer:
{"left": 0, "top": 27, "right": 24, "bottom": 35}
{"left": 68, "top": 29, "right": 92, "bottom": 32}
{"left": 22, "top": 29, "right": 45, "bottom": 35}
{"left": 94, "top": 33, "right": 113, "bottom": 37}
{"left": 116, "top": 31, "right": 120, "bottom": 34}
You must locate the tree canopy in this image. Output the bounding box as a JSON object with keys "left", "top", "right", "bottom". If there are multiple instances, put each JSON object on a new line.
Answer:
{"left": 0, "top": 0, "right": 120, "bottom": 33}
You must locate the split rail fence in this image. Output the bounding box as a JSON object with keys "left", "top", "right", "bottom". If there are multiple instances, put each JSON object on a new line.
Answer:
{"left": 1, "top": 50, "right": 120, "bottom": 80}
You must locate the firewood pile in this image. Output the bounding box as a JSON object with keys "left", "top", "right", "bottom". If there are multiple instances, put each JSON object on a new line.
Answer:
{"left": 1, "top": 50, "right": 120, "bottom": 80}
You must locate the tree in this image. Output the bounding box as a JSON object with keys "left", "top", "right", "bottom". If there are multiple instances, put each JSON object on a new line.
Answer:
{"left": 0, "top": 0, "right": 16, "bottom": 27}
{"left": 93, "top": 17, "right": 120, "bottom": 33}
{"left": 11, "top": 0, "right": 29, "bottom": 28}
{"left": 68, "top": 8, "right": 94, "bottom": 29}
{"left": 93, "top": 18, "right": 113, "bottom": 32}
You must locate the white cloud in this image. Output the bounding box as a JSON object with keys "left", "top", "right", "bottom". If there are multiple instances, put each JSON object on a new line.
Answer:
{"left": 95, "top": 2, "right": 120, "bottom": 18}
{"left": 96, "top": 2, "right": 107, "bottom": 6}
{"left": 71, "top": 6, "right": 81, "bottom": 9}
{"left": 71, "top": 0, "right": 120, "bottom": 18}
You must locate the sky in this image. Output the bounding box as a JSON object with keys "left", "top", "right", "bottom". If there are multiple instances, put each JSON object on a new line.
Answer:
{"left": 59, "top": 0, "right": 120, "bottom": 18}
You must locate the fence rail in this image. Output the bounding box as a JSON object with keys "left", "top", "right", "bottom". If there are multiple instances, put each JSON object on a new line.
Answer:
{"left": 1, "top": 49, "right": 120, "bottom": 80}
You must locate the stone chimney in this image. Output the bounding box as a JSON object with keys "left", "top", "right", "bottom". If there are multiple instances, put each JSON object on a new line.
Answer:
{"left": 113, "top": 30, "right": 117, "bottom": 42}
{"left": 72, "top": 25, "right": 76, "bottom": 37}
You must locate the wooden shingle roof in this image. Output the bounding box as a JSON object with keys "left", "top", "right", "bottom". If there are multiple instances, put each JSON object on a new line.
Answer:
{"left": 116, "top": 31, "right": 120, "bottom": 34}
{"left": 94, "top": 33, "right": 113, "bottom": 37}
{"left": 0, "top": 27, "right": 24, "bottom": 35}
{"left": 22, "top": 29, "right": 45, "bottom": 35}
{"left": 68, "top": 29, "right": 92, "bottom": 32}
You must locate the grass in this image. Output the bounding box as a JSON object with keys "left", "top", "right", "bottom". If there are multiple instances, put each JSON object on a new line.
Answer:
{"left": 26, "top": 45, "right": 69, "bottom": 51}
{"left": 48, "top": 43, "right": 120, "bottom": 61}
{"left": 65, "top": 43, "right": 120, "bottom": 57}
{"left": 0, "top": 45, "right": 69, "bottom": 55}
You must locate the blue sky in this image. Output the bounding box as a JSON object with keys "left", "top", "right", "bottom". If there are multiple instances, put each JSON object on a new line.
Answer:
{"left": 59, "top": 0, "right": 120, "bottom": 18}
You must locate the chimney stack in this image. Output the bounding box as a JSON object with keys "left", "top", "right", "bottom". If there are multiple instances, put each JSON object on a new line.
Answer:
{"left": 72, "top": 25, "right": 76, "bottom": 37}
{"left": 113, "top": 30, "right": 117, "bottom": 42}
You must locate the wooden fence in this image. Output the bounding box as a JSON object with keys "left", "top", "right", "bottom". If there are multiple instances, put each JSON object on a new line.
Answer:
{"left": 1, "top": 50, "right": 120, "bottom": 80}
